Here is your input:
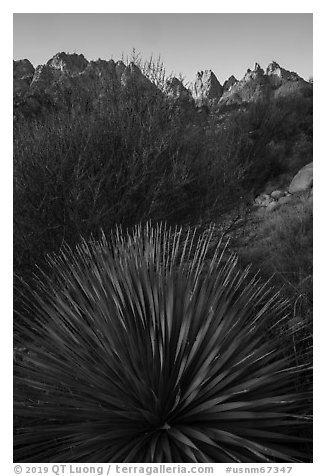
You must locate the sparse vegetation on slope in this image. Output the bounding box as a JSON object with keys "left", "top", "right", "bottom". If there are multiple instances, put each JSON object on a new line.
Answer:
{"left": 238, "top": 194, "right": 313, "bottom": 330}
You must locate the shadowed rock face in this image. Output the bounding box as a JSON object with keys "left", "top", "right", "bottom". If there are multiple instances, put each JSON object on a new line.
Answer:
{"left": 165, "top": 77, "right": 192, "bottom": 101}
{"left": 13, "top": 53, "right": 162, "bottom": 118}
{"left": 13, "top": 59, "right": 35, "bottom": 81}
{"left": 30, "top": 64, "right": 56, "bottom": 90}
{"left": 13, "top": 60, "right": 35, "bottom": 100}
{"left": 118, "top": 62, "right": 157, "bottom": 93}
{"left": 223, "top": 75, "right": 238, "bottom": 92}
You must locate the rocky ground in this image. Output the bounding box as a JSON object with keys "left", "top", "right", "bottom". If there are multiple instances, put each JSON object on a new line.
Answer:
{"left": 201, "top": 160, "right": 313, "bottom": 249}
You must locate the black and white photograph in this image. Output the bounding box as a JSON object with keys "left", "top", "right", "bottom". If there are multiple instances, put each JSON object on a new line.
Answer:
{"left": 11, "top": 6, "right": 316, "bottom": 467}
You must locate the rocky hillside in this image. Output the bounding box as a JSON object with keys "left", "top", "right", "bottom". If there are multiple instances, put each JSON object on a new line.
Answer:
{"left": 13, "top": 52, "right": 312, "bottom": 119}
{"left": 14, "top": 53, "right": 161, "bottom": 118}
{"left": 218, "top": 61, "right": 311, "bottom": 107}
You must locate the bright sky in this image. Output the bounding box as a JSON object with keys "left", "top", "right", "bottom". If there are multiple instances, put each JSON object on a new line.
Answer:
{"left": 13, "top": 13, "right": 313, "bottom": 84}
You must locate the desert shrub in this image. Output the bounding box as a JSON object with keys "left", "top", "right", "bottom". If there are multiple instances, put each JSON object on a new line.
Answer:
{"left": 225, "top": 94, "right": 312, "bottom": 193}
{"left": 288, "top": 134, "right": 313, "bottom": 172}
{"left": 14, "top": 60, "right": 251, "bottom": 296}
{"left": 209, "top": 100, "right": 290, "bottom": 196}
{"left": 14, "top": 224, "right": 311, "bottom": 463}
{"left": 13, "top": 54, "right": 313, "bottom": 329}
{"left": 273, "top": 94, "right": 313, "bottom": 144}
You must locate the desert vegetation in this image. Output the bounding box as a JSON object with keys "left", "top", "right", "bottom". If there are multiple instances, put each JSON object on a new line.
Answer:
{"left": 14, "top": 225, "right": 311, "bottom": 462}
{"left": 13, "top": 54, "right": 313, "bottom": 462}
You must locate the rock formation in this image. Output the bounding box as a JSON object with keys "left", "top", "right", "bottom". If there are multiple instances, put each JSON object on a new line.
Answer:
{"left": 14, "top": 53, "right": 162, "bottom": 118}
{"left": 165, "top": 77, "right": 192, "bottom": 101}
{"left": 218, "top": 61, "right": 311, "bottom": 106}
{"left": 222, "top": 75, "right": 238, "bottom": 92}
{"left": 46, "top": 52, "right": 89, "bottom": 75}
{"left": 266, "top": 60, "right": 301, "bottom": 84}
{"left": 13, "top": 59, "right": 35, "bottom": 100}
{"left": 289, "top": 162, "right": 313, "bottom": 194}
{"left": 265, "top": 61, "right": 310, "bottom": 98}
{"left": 190, "top": 70, "right": 223, "bottom": 106}
{"left": 243, "top": 63, "right": 265, "bottom": 82}
{"left": 254, "top": 162, "right": 313, "bottom": 213}
{"left": 13, "top": 52, "right": 313, "bottom": 119}
{"left": 13, "top": 59, "right": 35, "bottom": 81}
{"left": 219, "top": 63, "right": 269, "bottom": 105}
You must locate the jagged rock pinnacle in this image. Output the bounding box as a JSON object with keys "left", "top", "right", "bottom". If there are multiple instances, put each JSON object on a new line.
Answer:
{"left": 223, "top": 75, "right": 238, "bottom": 92}
{"left": 165, "top": 77, "right": 192, "bottom": 100}
{"left": 190, "top": 70, "right": 223, "bottom": 106}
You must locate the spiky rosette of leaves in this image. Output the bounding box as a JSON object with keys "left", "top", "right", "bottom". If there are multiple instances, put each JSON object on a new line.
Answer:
{"left": 14, "top": 223, "right": 311, "bottom": 463}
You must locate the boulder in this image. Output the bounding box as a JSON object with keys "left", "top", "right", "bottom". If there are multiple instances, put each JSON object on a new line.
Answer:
{"left": 278, "top": 196, "right": 292, "bottom": 206}
{"left": 254, "top": 194, "right": 274, "bottom": 207}
{"left": 289, "top": 162, "right": 313, "bottom": 194}
{"left": 266, "top": 201, "right": 279, "bottom": 212}
{"left": 270, "top": 190, "right": 285, "bottom": 200}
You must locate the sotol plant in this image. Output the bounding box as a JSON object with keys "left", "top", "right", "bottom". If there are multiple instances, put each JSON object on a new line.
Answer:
{"left": 14, "top": 223, "right": 311, "bottom": 463}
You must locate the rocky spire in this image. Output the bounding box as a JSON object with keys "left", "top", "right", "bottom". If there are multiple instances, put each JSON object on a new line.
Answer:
{"left": 243, "top": 63, "right": 264, "bottom": 82}
{"left": 266, "top": 61, "right": 302, "bottom": 83}
{"left": 190, "top": 70, "right": 223, "bottom": 106}
{"left": 165, "top": 77, "right": 192, "bottom": 100}
{"left": 266, "top": 61, "right": 281, "bottom": 75}
{"left": 13, "top": 53, "right": 312, "bottom": 119}
{"left": 254, "top": 62, "right": 264, "bottom": 73}
{"left": 222, "top": 75, "right": 238, "bottom": 92}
